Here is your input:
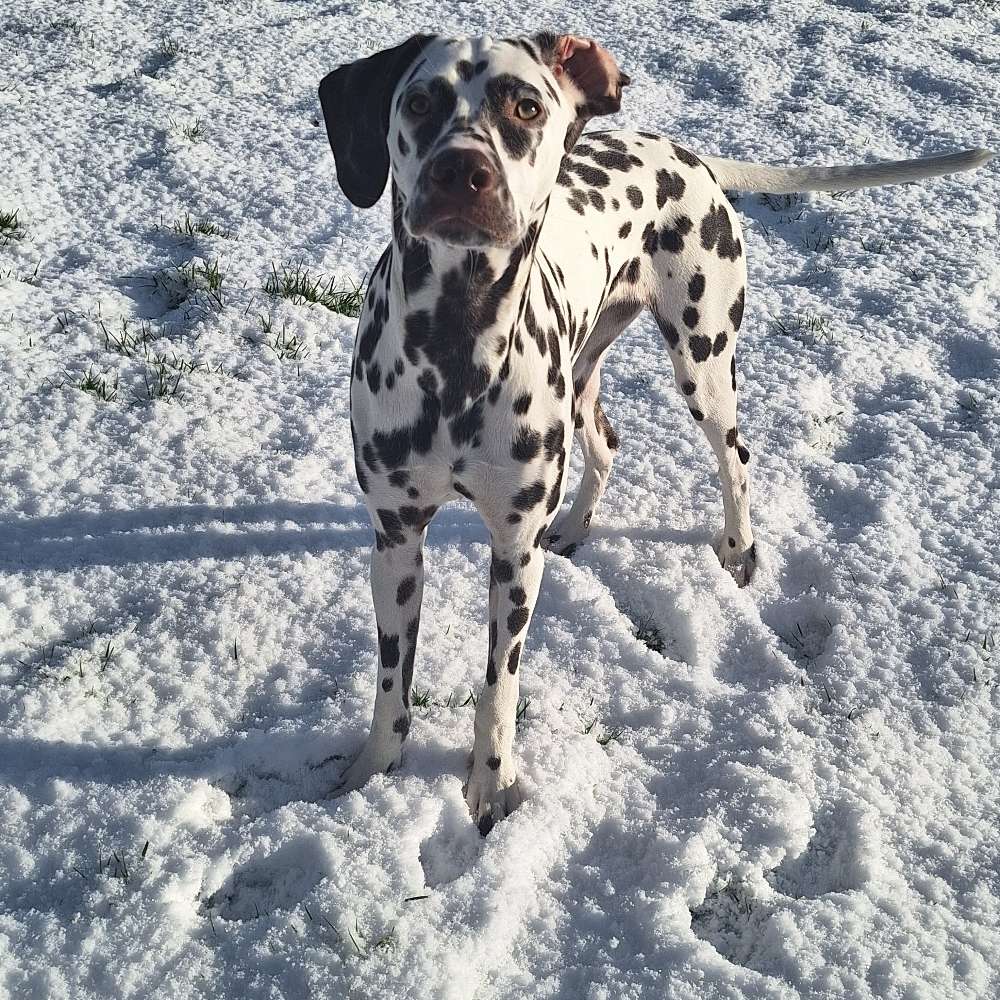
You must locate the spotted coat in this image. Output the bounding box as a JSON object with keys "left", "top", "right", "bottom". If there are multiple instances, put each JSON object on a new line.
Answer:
{"left": 320, "top": 33, "right": 755, "bottom": 835}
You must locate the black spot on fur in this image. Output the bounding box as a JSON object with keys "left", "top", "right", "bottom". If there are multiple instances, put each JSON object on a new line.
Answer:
{"left": 487, "top": 755, "right": 502, "bottom": 770}
{"left": 655, "top": 169, "right": 686, "bottom": 207}
{"left": 671, "top": 142, "right": 701, "bottom": 168}
{"left": 483, "top": 74, "right": 539, "bottom": 160}
{"left": 396, "top": 576, "right": 416, "bottom": 605}
{"left": 411, "top": 77, "right": 458, "bottom": 157}
{"left": 379, "top": 631, "right": 400, "bottom": 670}
{"left": 592, "top": 149, "right": 633, "bottom": 171}
{"left": 595, "top": 399, "right": 620, "bottom": 449}
{"left": 700, "top": 204, "right": 743, "bottom": 261}
{"left": 642, "top": 221, "right": 659, "bottom": 256}
{"left": 507, "top": 607, "right": 529, "bottom": 635}
{"left": 513, "top": 392, "right": 532, "bottom": 415}
{"left": 729, "top": 287, "right": 745, "bottom": 329}
{"left": 512, "top": 480, "right": 547, "bottom": 511}
{"left": 566, "top": 159, "right": 611, "bottom": 188}
{"left": 688, "top": 273, "right": 706, "bottom": 302}
{"left": 683, "top": 306, "right": 699, "bottom": 329}
{"left": 658, "top": 317, "right": 680, "bottom": 348}
{"left": 626, "top": 185, "right": 643, "bottom": 209}
{"left": 660, "top": 215, "right": 693, "bottom": 253}
{"left": 492, "top": 557, "right": 514, "bottom": 583}
{"left": 512, "top": 426, "right": 542, "bottom": 462}
{"left": 507, "top": 642, "right": 522, "bottom": 674}
{"left": 402, "top": 238, "right": 432, "bottom": 296}
{"left": 712, "top": 332, "right": 728, "bottom": 356}
{"left": 543, "top": 420, "right": 565, "bottom": 460}
{"left": 681, "top": 380, "right": 696, "bottom": 395}
{"left": 393, "top": 715, "right": 411, "bottom": 739}
{"left": 689, "top": 407, "right": 704, "bottom": 421}
{"left": 738, "top": 444, "right": 751, "bottom": 464}
{"left": 689, "top": 335, "right": 713, "bottom": 362}
{"left": 618, "top": 221, "right": 632, "bottom": 239}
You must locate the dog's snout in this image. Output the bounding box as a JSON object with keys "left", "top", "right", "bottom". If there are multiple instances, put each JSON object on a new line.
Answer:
{"left": 428, "top": 148, "right": 497, "bottom": 196}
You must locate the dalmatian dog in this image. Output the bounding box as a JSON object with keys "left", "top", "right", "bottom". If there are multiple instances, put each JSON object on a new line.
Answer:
{"left": 318, "top": 33, "right": 994, "bottom": 834}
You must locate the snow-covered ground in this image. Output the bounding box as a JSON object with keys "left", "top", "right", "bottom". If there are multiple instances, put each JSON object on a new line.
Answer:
{"left": 2, "top": 1, "right": 998, "bottom": 997}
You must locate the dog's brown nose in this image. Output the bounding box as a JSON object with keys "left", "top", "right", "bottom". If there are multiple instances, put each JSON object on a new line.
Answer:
{"left": 428, "top": 148, "right": 497, "bottom": 196}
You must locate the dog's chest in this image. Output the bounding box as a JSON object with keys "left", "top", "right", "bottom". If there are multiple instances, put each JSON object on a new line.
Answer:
{"left": 349, "top": 206, "right": 637, "bottom": 500}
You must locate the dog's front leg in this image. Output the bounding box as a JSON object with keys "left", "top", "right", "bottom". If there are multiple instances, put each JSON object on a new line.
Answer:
{"left": 336, "top": 511, "right": 430, "bottom": 795}
{"left": 465, "top": 533, "right": 546, "bottom": 835}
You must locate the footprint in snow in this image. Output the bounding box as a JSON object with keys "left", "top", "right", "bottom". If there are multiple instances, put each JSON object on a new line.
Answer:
{"left": 204, "top": 837, "right": 327, "bottom": 921}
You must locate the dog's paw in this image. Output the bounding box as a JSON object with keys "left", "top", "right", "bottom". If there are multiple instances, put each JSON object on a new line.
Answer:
{"left": 464, "top": 760, "right": 523, "bottom": 837}
{"left": 716, "top": 538, "right": 757, "bottom": 588}
{"left": 332, "top": 741, "right": 401, "bottom": 798}
{"left": 541, "top": 514, "right": 591, "bottom": 557}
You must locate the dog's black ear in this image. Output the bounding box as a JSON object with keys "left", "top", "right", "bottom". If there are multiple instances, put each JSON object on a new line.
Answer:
{"left": 319, "top": 34, "right": 434, "bottom": 208}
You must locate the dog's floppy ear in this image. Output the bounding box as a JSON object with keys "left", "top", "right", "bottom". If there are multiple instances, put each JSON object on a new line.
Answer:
{"left": 319, "top": 34, "right": 434, "bottom": 208}
{"left": 535, "top": 33, "right": 630, "bottom": 151}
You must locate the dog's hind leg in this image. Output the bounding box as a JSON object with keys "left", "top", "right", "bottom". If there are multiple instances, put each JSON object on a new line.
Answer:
{"left": 653, "top": 264, "right": 756, "bottom": 586}
{"left": 544, "top": 361, "right": 619, "bottom": 556}
{"left": 545, "top": 302, "right": 641, "bottom": 556}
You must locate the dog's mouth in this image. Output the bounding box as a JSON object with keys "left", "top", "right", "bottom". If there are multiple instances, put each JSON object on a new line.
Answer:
{"left": 407, "top": 199, "right": 519, "bottom": 248}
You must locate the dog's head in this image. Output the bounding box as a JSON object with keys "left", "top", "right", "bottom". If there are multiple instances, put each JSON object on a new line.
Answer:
{"left": 319, "top": 34, "right": 629, "bottom": 248}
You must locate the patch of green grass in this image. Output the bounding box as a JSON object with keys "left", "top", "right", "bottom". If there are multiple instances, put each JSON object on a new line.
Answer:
{"left": 47, "top": 17, "right": 83, "bottom": 35}
{"left": 159, "top": 37, "right": 184, "bottom": 61}
{"left": 777, "top": 616, "right": 834, "bottom": 662}
{"left": 260, "top": 315, "right": 309, "bottom": 362}
{"left": 180, "top": 257, "right": 224, "bottom": 293}
{"left": 72, "top": 841, "right": 150, "bottom": 885}
{"left": 172, "top": 117, "right": 205, "bottom": 142}
{"left": 771, "top": 311, "right": 836, "bottom": 345}
{"left": 515, "top": 696, "right": 531, "bottom": 727}
{"left": 53, "top": 366, "right": 120, "bottom": 402}
{"left": 0, "top": 209, "right": 27, "bottom": 244}
{"left": 410, "top": 687, "right": 432, "bottom": 709}
{"left": 0, "top": 261, "right": 40, "bottom": 285}
{"left": 860, "top": 235, "right": 893, "bottom": 254}
{"left": 171, "top": 213, "right": 234, "bottom": 240}
{"left": 801, "top": 229, "right": 836, "bottom": 252}
{"left": 137, "top": 362, "right": 185, "bottom": 401}
{"left": 100, "top": 317, "right": 154, "bottom": 357}
{"left": 583, "top": 718, "right": 626, "bottom": 747}
{"left": 15, "top": 620, "right": 125, "bottom": 682}
{"left": 632, "top": 612, "right": 666, "bottom": 655}
{"left": 153, "top": 258, "right": 226, "bottom": 310}
{"left": 597, "top": 726, "right": 625, "bottom": 747}
{"left": 264, "top": 262, "right": 363, "bottom": 316}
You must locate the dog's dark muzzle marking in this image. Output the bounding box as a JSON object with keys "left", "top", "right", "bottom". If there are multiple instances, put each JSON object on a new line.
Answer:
{"left": 409, "top": 145, "right": 518, "bottom": 246}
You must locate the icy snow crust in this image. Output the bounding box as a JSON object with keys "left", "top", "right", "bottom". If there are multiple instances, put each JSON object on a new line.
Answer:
{"left": 1, "top": 2, "right": 998, "bottom": 998}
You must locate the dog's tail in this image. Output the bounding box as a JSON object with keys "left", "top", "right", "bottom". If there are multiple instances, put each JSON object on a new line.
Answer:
{"left": 700, "top": 148, "right": 995, "bottom": 194}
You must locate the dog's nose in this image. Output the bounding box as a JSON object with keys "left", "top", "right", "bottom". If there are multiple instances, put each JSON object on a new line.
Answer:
{"left": 428, "top": 148, "right": 497, "bottom": 196}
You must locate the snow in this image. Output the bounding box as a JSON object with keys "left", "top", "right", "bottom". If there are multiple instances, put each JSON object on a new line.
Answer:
{"left": 1, "top": 1, "right": 998, "bottom": 998}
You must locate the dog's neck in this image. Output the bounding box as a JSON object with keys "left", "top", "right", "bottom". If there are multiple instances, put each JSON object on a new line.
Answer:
{"left": 385, "top": 190, "right": 549, "bottom": 406}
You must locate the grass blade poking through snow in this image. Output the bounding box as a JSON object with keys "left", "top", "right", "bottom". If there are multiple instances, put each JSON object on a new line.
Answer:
{"left": 264, "top": 263, "right": 363, "bottom": 316}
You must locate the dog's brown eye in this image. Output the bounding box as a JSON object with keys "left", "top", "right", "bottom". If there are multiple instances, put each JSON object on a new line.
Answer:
{"left": 515, "top": 98, "right": 541, "bottom": 121}
{"left": 408, "top": 93, "right": 431, "bottom": 115}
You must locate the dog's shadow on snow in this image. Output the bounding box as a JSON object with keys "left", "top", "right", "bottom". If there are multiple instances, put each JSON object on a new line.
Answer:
{"left": 1, "top": 500, "right": 370, "bottom": 572}
{"left": 0, "top": 499, "right": 502, "bottom": 573}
